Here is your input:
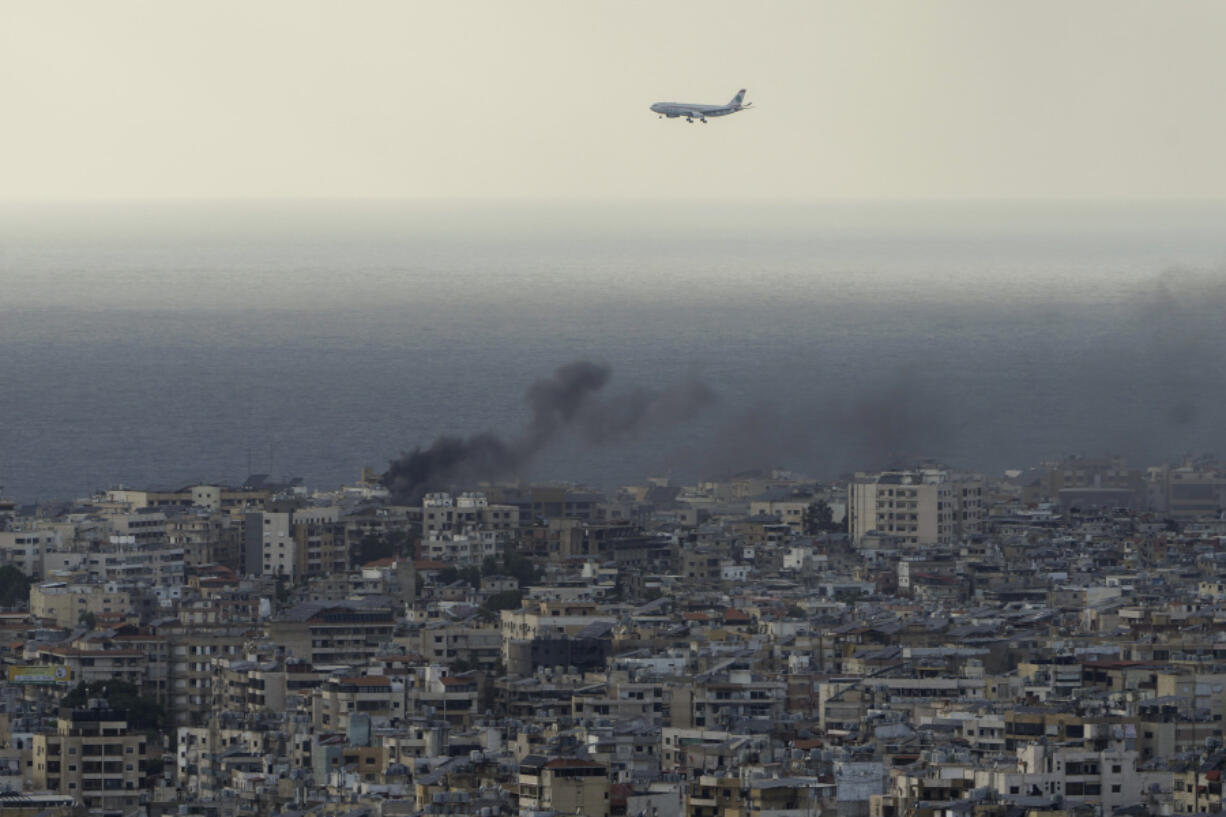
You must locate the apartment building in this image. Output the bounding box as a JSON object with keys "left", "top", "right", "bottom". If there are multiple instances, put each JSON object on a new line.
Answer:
{"left": 418, "top": 622, "right": 501, "bottom": 670}
{"left": 0, "top": 529, "right": 63, "bottom": 579}
{"left": 31, "top": 707, "right": 149, "bottom": 814}
{"left": 36, "top": 646, "right": 146, "bottom": 687}
{"left": 85, "top": 547, "right": 185, "bottom": 587}
{"left": 421, "top": 492, "right": 520, "bottom": 536}
{"left": 29, "top": 583, "right": 132, "bottom": 628}
{"left": 267, "top": 600, "right": 396, "bottom": 665}
{"left": 848, "top": 469, "right": 984, "bottom": 546}
{"left": 518, "top": 756, "right": 610, "bottom": 817}
{"left": 311, "top": 675, "right": 406, "bottom": 731}
{"left": 500, "top": 601, "right": 617, "bottom": 669}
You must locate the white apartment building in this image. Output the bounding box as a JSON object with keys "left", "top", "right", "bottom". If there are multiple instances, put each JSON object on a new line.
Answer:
{"left": 0, "top": 529, "right": 63, "bottom": 579}
{"left": 86, "top": 545, "right": 186, "bottom": 587}
{"left": 423, "top": 530, "right": 506, "bottom": 564}
{"left": 848, "top": 469, "right": 984, "bottom": 546}
{"left": 422, "top": 492, "right": 520, "bottom": 535}
{"left": 261, "top": 511, "right": 296, "bottom": 578}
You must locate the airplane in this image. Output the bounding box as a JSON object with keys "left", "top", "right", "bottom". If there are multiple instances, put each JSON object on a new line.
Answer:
{"left": 650, "top": 89, "right": 751, "bottom": 123}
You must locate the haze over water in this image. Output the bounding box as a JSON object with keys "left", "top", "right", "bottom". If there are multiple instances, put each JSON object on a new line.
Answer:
{"left": 2, "top": 200, "right": 1225, "bottom": 503}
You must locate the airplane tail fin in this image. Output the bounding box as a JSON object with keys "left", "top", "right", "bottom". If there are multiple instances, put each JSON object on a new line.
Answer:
{"left": 729, "top": 89, "right": 747, "bottom": 107}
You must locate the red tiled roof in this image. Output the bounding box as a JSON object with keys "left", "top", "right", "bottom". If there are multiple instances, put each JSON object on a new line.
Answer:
{"left": 199, "top": 577, "right": 237, "bottom": 587}
{"left": 610, "top": 782, "right": 633, "bottom": 805}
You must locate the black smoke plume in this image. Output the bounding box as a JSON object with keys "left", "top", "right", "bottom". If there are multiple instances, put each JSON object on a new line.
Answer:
{"left": 383, "top": 360, "right": 714, "bottom": 503}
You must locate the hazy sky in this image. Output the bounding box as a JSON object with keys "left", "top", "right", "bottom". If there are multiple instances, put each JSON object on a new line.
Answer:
{"left": 4, "top": 1, "right": 1226, "bottom": 200}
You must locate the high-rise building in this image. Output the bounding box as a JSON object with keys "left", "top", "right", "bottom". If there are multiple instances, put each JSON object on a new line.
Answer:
{"left": 31, "top": 707, "right": 149, "bottom": 813}
{"left": 848, "top": 469, "right": 984, "bottom": 546}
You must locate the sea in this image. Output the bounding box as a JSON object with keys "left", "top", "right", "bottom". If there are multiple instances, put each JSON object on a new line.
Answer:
{"left": 2, "top": 199, "right": 1225, "bottom": 503}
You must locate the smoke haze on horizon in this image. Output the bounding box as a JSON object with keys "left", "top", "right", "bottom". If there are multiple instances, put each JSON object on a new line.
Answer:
{"left": 1, "top": 202, "right": 1225, "bottom": 502}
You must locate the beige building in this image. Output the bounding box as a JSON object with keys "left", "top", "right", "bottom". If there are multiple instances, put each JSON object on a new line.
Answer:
{"left": 31, "top": 707, "right": 149, "bottom": 814}
{"left": 0, "top": 529, "right": 63, "bottom": 579}
{"left": 499, "top": 601, "right": 617, "bottom": 664}
{"left": 518, "top": 756, "right": 610, "bottom": 817}
{"left": 267, "top": 600, "right": 396, "bottom": 665}
{"left": 1148, "top": 461, "right": 1226, "bottom": 518}
{"left": 36, "top": 645, "right": 146, "bottom": 687}
{"left": 165, "top": 511, "right": 225, "bottom": 566}
{"left": 165, "top": 629, "right": 249, "bottom": 728}
{"left": 848, "top": 469, "right": 984, "bottom": 546}
{"left": 259, "top": 511, "right": 297, "bottom": 579}
{"left": 311, "top": 675, "right": 406, "bottom": 731}
{"left": 293, "top": 512, "right": 348, "bottom": 580}
{"left": 104, "top": 485, "right": 270, "bottom": 513}
{"left": 29, "top": 583, "right": 132, "bottom": 628}
{"left": 418, "top": 621, "right": 501, "bottom": 669}
{"left": 748, "top": 497, "right": 812, "bottom": 533}
{"left": 421, "top": 492, "right": 520, "bottom": 535}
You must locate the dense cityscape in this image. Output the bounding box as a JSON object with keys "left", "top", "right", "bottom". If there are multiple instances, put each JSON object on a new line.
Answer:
{"left": 0, "top": 453, "right": 1224, "bottom": 817}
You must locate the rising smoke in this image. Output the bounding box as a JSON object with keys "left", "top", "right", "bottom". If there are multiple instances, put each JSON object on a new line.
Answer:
{"left": 383, "top": 360, "right": 714, "bottom": 503}
{"left": 680, "top": 267, "right": 1226, "bottom": 480}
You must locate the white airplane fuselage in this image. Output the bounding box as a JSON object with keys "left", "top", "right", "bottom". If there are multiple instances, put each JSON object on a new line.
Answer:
{"left": 650, "top": 89, "right": 749, "bottom": 123}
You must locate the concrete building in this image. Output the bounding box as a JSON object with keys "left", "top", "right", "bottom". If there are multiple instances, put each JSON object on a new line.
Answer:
{"left": 1148, "top": 461, "right": 1226, "bottom": 518}
{"left": 848, "top": 469, "right": 984, "bottom": 546}
{"left": 421, "top": 492, "right": 520, "bottom": 536}
{"left": 31, "top": 707, "right": 149, "bottom": 814}
{"left": 0, "top": 529, "right": 65, "bottom": 580}
{"left": 518, "top": 756, "right": 610, "bottom": 817}
{"left": 29, "top": 583, "right": 132, "bottom": 628}
{"left": 267, "top": 600, "right": 396, "bottom": 665}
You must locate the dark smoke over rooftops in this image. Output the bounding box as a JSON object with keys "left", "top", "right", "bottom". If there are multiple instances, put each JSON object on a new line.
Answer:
{"left": 383, "top": 360, "right": 715, "bottom": 504}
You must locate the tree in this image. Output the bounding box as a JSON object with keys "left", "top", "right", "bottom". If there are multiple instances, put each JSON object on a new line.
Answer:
{"left": 0, "top": 565, "right": 30, "bottom": 608}
{"left": 78, "top": 611, "right": 98, "bottom": 630}
{"left": 353, "top": 529, "right": 411, "bottom": 567}
{"left": 802, "top": 500, "right": 840, "bottom": 535}
{"left": 459, "top": 565, "right": 482, "bottom": 589}
{"left": 500, "top": 548, "right": 541, "bottom": 586}
{"left": 482, "top": 590, "right": 524, "bottom": 613}
{"left": 60, "top": 680, "right": 165, "bottom": 732}
{"left": 274, "top": 575, "right": 292, "bottom": 605}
